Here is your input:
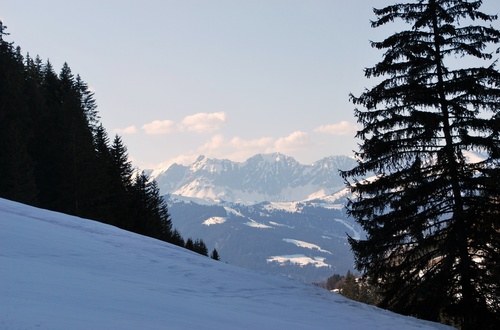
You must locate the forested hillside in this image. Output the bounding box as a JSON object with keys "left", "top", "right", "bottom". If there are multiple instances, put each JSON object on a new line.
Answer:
{"left": 0, "top": 21, "right": 210, "bottom": 256}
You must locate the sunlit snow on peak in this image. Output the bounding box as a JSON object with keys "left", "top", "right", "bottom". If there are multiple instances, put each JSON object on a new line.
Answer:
{"left": 244, "top": 219, "right": 272, "bottom": 229}
{"left": 267, "top": 255, "right": 330, "bottom": 268}
{"left": 202, "top": 216, "right": 226, "bottom": 226}
{"left": 283, "top": 238, "right": 332, "bottom": 254}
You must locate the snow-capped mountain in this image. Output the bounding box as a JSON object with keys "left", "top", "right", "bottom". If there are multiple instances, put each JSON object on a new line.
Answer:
{"left": 150, "top": 153, "right": 361, "bottom": 282}
{"left": 151, "top": 153, "right": 357, "bottom": 205}
{"left": 1, "top": 198, "right": 453, "bottom": 329}
{"left": 150, "top": 150, "right": 489, "bottom": 282}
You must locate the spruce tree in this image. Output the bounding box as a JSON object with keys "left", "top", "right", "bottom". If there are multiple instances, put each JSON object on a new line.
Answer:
{"left": 146, "top": 179, "right": 173, "bottom": 241}
{"left": 169, "top": 229, "right": 185, "bottom": 247}
{"left": 210, "top": 248, "right": 220, "bottom": 261}
{"left": 57, "top": 63, "right": 101, "bottom": 216}
{"left": 185, "top": 238, "right": 194, "bottom": 251}
{"left": 342, "top": 1, "right": 500, "bottom": 329}
{"left": 193, "top": 239, "right": 208, "bottom": 256}
{"left": 75, "top": 74, "right": 99, "bottom": 133}
{"left": 32, "top": 60, "right": 66, "bottom": 211}
{"left": 0, "top": 22, "right": 37, "bottom": 204}
{"left": 91, "top": 124, "right": 117, "bottom": 223}
{"left": 110, "top": 135, "right": 133, "bottom": 189}
{"left": 127, "top": 171, "right": 173, "bottom": 239}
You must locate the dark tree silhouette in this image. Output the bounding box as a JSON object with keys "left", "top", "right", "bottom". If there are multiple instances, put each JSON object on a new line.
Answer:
{"left": 342, "top": 1, "right": 500, "bottom": 329}
{"left": 0, "top": 23, "right": 37, "bottom": 204}
{"left": 210, "top": 248, "right": 220, "bottom": 261}
{"left": 0, "top": 21, "right": 211, "bottom": 260}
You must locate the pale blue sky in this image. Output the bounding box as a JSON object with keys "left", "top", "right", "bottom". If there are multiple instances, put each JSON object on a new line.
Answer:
{"left": 2, "top": 1, "right": 499, "bottom": 169}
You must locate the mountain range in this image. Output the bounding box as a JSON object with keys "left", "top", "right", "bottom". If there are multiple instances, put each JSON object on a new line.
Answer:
{"left": 150, "top": 153, "right": 362, "bottom": 282}
{"left": 151, "top": 153, "right": 356, "bottom": 205}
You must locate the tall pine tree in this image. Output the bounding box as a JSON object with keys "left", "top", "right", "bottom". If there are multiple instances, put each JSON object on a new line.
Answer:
{"left": 0, "top": 22, "right": 37, "bottom": 204}
{"left": 342, "top": 1, "right": 500, "bottom": 329}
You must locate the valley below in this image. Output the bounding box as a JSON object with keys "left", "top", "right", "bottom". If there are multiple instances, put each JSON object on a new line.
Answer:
{"left": 151, "top": 153, "right": 364, "bottom": 282}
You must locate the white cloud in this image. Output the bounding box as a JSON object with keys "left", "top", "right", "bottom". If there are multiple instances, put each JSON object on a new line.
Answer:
{"left": 230, "top": 136, "right": 274, "bottom": 150}
{"left": 181, "top": 112, "right": 226, "bottom": 133}
{"left": 142, "top": 120, "right": 177, "bottom": 135}
{"left": 198, "top": 134, "right": 227, "bottom": 154}
{"left": 274, "top": 131, "right": 312, "bottom": 152}
{"left": 160, "top": 131, "right": 313, "bottom": 167}
{"left": 226, "top": 136, "right": 275, "bottom": 161}
{"left": 114, "top": 125, "right": 138, "bottom": 135}
{"left": 197, "top": 132, "right": 313, "bottom": 161}
{"left": 142, "top": 112, "right": 226, "bottom": 135}
{"left": 314, "top": 121, "right": 357, "bottom": 136}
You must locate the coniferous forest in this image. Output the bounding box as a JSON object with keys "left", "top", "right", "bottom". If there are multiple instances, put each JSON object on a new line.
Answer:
{"left": 0, "top": 21, "right": 214, "bottom": 258}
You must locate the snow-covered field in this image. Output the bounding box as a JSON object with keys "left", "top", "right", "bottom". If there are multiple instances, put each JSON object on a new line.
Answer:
{"left": 0, "top": 198, "right": 454, "bottom": 329}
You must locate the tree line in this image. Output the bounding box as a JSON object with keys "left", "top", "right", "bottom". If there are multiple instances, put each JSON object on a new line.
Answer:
{"left": 316, "top": 270, "right": 381, "bottom": 306}
{"left": 0, "top": 21, "right": 219, "bottom": 260}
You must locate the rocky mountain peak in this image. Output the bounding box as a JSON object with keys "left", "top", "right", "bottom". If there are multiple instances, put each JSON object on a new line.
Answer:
{"left": 151, "top": 153, "right": 357, "bottom": 204}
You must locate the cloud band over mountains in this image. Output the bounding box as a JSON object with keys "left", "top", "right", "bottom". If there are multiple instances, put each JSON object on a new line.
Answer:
{"left": 113, "top": 112, "right": 357, "bottom": 168}
{"left": 116, "top": 112, "right": 355, "bottom": 137}
{"left": 141, "top": 112, "right": 227, "bottom": 134}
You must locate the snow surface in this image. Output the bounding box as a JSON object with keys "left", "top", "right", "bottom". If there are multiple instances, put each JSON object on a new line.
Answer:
{"left": 203, "top": 216, "right": 227, "bottom": 226}
{"left": 244, "top": 219, "right": 273, "bottom": 229}
{"left": 283, "top": 238, "right": 332, "bottom": 254}
{"left": 265, "top": 201, "right": 301, "bottom": 213}
{"left": 0, "top": 198, "right": 454, "bottom": 330}
{"left": 333, "top": 218, "right": 363, "bottom": 240}
{"left": 266, "top": 254, "right": 330, "bottom": 268}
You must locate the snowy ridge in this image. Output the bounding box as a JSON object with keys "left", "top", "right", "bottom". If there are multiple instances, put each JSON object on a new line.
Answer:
{"left": 1, "top": 198, "right": 454, "bottom": 329}
{"left": 151, "top": 153, "right": 356, "bottom": 205}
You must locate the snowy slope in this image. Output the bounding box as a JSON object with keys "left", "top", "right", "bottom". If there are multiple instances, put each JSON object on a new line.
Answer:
{"left": 0, "top": 198, "right": 454, "bottom": 330}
